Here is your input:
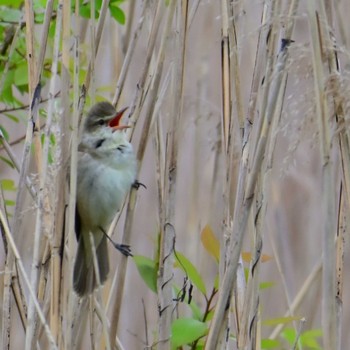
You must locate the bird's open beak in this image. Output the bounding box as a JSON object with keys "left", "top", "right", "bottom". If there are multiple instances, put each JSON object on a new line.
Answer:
{"left": 108, "top": 107, "right": 132, "bottom": 131}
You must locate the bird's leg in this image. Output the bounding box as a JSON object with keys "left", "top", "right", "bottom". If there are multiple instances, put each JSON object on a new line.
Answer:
{"left": 132, "top": 180, "right": 146, "bottom": 190}
{"left": 98, "top": 226, "right": 132, "bottom": 257}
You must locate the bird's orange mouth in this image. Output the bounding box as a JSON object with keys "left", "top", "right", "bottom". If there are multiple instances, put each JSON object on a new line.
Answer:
{"left": 108, "top": 107, "right": 131, "bottom": 131}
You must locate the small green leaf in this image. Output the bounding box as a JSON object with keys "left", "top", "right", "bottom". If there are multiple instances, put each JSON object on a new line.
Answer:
{"left": 300, "top": 329, "right": 322, "bottom": 349}
{"left": 201, "top": 224, "right": 220, "bottom": 263}
{"left": 14, "top": 64, "right": 28, "bottom": 86}
{"left": 205, "top": 309, "right": 214, "bottom": 322}
{"left": 5, "top": 199, "right": 15, "bottom": 206}
{"left": 78, "top": 0, "right": 100, "bottom": 19}
{"left": 34, "top": 12, "right": 45, "bottom": 23}
{"left": 109, "top": 4, "right": 125, "bottom": 24}
{"left": 34, "top": 0, "right": 49, "bottom": 7}
{"left": 259, "top": 281, "right": 274, "bottom": 290}
{"left": 0, "top": 156, "right": 15, "bottom": 168}
{"left": 175, "top": 251, "right": 206, "bottom": 295}
{"left": 282, "top": 328, "right": 295, "bottom": 345}
{"left": 261, "top": 338, "right": 280, "bottom": 349}
{"left": 263, "top": 316, "right": 301, "bottom": 326}
{"left": 1, "top": 87, "right": 13, "bottom": 104}
{"left": 1, "top": 179, "right": 16, "bottom": 191}
{"left": 171, "top": 318, "right": 207, "bottom": 349}
{"left": 0, "top": 8, "right": 22, "bottom": 22}
{"left": 0, "top": 0, "right": 23, "bottom": 6}
{"left": 173, "top": 285, "right": 203, "bottom": 321}
{"left": 50, "top": 133, "right": 56, "bottom": 146}
{"left": 4, "top": 113, "right": 19, "bottom": 123}
{"left": 213, "top": 274, "right": 219, "bottom": 289}
{"left": 133, "top": 255, "right": 157, "bottom": 293}
{"left": 0, "top": 125, "right": 9, "bottom": 140}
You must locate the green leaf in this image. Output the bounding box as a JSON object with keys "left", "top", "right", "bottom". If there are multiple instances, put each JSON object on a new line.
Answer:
{"left": 34, "top": 0, "right": 49, "bottom": 7}
{"left": 261, "top": 338, "right": 280, "bottom": 349}
{"left": 5, "top": 199, "right": 15, "bottom": 206}
{"left": 1, "top": 179, "right": 16, "bottom": 191}
{"left": 300, "top": 329, "right": 322, "bottom": 349}
{"left": 0, "top": 125, "right": 9, "bottom": 140}
{"left": 0, "top": 156, "right": 15, "bottom": 169}
{"left": 2, "top": 69, "right": 14, "bottom": 90}
{"left": 173, "top": 284, "right": 203, "bottom": 321}
{"left": 282, "top": 328, "right": 296, "bottom": 345}
{"left": 78, "top": 0, "right": 102, "bottom": 19}
{"left": 213, "top": 274, "right": 219, "bottom": 289}
{"left": 34, "top": 12, "right": 45, "bottom": 23}
{"left": 133, "top": 255, "right": 157, "bottom": 293}
{"left": 109, "top": 3, "right": 125, "bottom": 24}
{"left": 200, "top": 224, "right": 220, "bottom": 263}
{"left": 171, "top": 318, "right": 207, "bottom": 349}
{"left": 0, "top": 0, "right": 23, "bottom": 7}
{"left": 4, "top": 113, "right": 19, "bottom": 123}
{"left": 14, "top": 64, "right": 28, "bottom": 87}
{"left": 263, "top": 316, "right": 301, "bottom": 326}
{"left": 259, "top": 281, "right": 274, "bottom": 290}
{"left": 50, "top": 133, "right": 56, "bottom": 146}
{"left": 0, "top": 8, "right": 22, "bottom": 22}
{"left": 175, "top": 251, "right": 206, "bottom": 295}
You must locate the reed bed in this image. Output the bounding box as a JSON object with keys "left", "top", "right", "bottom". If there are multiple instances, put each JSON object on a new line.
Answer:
{"left": 0, "top": 0, "right": 350, "bottom": 349}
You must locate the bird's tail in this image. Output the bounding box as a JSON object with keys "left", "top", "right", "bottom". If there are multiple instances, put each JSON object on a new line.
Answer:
{"left": 73, "top": 235, "right": 109, "bottom": 296}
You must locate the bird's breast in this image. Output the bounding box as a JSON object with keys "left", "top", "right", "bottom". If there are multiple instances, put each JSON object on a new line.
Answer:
{"left": 76, "top": 153, "right": 137, "bottom": 230}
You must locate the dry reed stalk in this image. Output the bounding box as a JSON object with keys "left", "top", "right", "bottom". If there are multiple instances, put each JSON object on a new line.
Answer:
{"left": 224, "top": 1, "right": 248, "bottom": 346}
{"left": 212, "top": 0, "right": 276, "bottom": 347}
{"left": 25, "top": 1, "right": 64, "bottom": 348}
{"left": 218, "top": 0, "right": 234, "bottom": 346}
{"left": 307, "top": 3, "right": 337, "bottom": 349}
{"left": 107, "top": 1, "right": 165, "bottom": 345}
{"left": 0, "top": 186, "right": 15, "bottom": 349}
{"left": 232, "top": 5, "right": 273, "bottom": 349}
{"left": 220, "top": 0, "right": 231, "bottom": 154}
{"left": 320, "top": 9, "right": 347, "bottom": 350}
{"left": 87, "top": 232, "right": 111, "bottom": 350}
{"left": 123, "top": 0, "right": 136, "bottom": 54}
{"left": 0, "top": 208, "right": 57, "bottom": 348}
{"left": 112, "top": 0, "right": 149, "bottom": 107}
{"left": 24, "top": 0, "right": 37, "bottom": 94}
{"left": 335, "top": 188, "right": 344, "bottom": 350}
{"left": 124, "top": 0, "right": 163, "bottom": 134}
{"left": 47, "top": 0, "right": 73, "bottom": 347}
{"left": 206, "top": 10, "right": 293, "bottom": 349}
{"left": 242, "top": 2, "right": 300, "bottom": 346}
{"left": 8, "top": 5, "right": 56, "bottom": 342}
{"left": 83, "top": 0, "right": 111, "bottom": 95}
{"left": 64, "top": 5, "right": 81, "bottom": 350}
{"left": 157, "top": 1, "right": 188, "bottom": 348}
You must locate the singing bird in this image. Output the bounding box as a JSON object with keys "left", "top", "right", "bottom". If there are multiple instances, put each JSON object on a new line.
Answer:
{"left": 73, "top": 101, "right": 137, "bottom": 296}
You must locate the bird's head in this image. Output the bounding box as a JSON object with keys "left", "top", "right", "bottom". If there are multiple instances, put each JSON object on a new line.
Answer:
{"left": 79, "top": 102, "right": 132, "bottom": 158}
{"left": 83, "top": 101, "right": 130, "bottom": 133}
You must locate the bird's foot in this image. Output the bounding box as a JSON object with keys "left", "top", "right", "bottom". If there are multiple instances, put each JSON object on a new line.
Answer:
{"left": 113, "top": 243, "right": 133, "bottom": 257}
{"left": 132, "top": 180, "right": 146, "bottom": 190}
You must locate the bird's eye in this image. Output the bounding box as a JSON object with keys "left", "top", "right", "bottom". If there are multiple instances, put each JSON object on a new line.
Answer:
{"left": 96, "top": 119, "right": 105, "bottom": 126}
{"left": 95, "top": 139, "right": 105, "bottom": 148}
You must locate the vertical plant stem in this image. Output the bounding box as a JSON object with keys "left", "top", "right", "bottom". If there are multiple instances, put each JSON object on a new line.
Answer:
{"left": 205, "top": 32, "right": 291, "bottom": 349}
{"left": 0, "top": 209, "right": 57, "bottom": 349}
{"left": 24, "top": 1, "right": 63, "bottom": 349}
{"left": 112, "top": 0, "right": 149, "bottom": 107}
{"left": 307, "top": 3, "right": 336, "bottom": 349}
{"left": 107, "top": 1, "right": 166, "bottom": 345}
{"left": 158, "top": 1, "right": 188, "bottom": 348}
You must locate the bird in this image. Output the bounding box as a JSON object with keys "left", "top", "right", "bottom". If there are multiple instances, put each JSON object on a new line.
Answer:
{"left": 73, "top": 101, "right": 137, "bottom": 296}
